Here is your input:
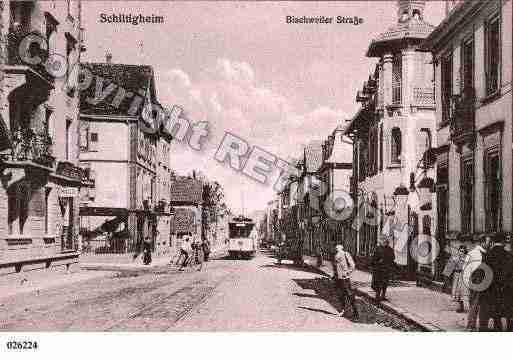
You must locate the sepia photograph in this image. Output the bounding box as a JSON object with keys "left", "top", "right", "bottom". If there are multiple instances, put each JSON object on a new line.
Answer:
{"left": 0, "top": 0, "right": 512, "bottom": 356}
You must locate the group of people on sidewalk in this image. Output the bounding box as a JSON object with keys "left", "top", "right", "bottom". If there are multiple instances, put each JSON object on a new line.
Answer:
{"left": 445, "top": 233, "right": 513, "bottom": 331}
{"left": 331, "top": 238, "right": 395, "bottom": 321}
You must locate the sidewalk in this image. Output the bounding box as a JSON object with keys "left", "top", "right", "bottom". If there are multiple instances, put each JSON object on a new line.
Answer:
{"left": 80, "top": 247, "right": 228, "bottom": 272}
{"left": 303, "top": 256, "right": 468, "bottom": 332}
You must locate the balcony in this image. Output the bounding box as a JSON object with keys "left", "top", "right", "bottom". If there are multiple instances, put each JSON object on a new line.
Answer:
{"left": 449, "top": 87, "right": 475, "bottom": 144}
{"left": 56, "top": 161, "right": 83, "bottom": 182}
{"left": 2, "top": 128, "right": 55, "bottom": 169}
{"left": 7, "top": 27, "right": 53, "bottom": 84}
{"left": 413, "top": 87, "right": 435, "bottom": 108}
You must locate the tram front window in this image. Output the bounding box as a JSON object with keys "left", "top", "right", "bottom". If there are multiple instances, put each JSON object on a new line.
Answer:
{"left": 229, "top": 223, "right": 254, "bottom": 238}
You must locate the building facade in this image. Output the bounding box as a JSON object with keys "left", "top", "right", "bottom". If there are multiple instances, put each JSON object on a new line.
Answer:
{"left": 169, "top": 175, "right": 203, "bottom": 249}
{"left": 344, "top": 0, "right": 437, "bottom": 278}
{"left": 423, "top": 0, "right": 512, "bottom": 281}
{"left": 79, "top": 58, "right": 174, "bottom": 256}
{"left": 318, "top": 125, "right": 356, "bottom": 260}
{"left": 0, "top": 0, "right": 89, "bottom": 273}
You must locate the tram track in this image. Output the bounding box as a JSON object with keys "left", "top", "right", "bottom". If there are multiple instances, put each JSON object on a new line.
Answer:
{"left": 104, "top": 267, "right": 238, "bottom": 331}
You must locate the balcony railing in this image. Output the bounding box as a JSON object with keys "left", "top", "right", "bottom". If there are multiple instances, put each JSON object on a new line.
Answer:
{"left": 7, "top": 27, "right": 53, "bottom": 82}
{"left": 450, "top": 87, "right": 475, "bottom": 142}
{"left": 56, "top": 161, "right": 83, "bottom": 181}
{"left": 413, "top": 87, "right": 435, "bottom": 107}
{"left": 8, "top": 128, "right": 55, "bottom": 168}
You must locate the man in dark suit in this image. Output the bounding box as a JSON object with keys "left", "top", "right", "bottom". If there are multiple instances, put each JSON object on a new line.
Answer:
{"left": 371, "top": 237, "right": 396, "bottom": 301}
{"left": 479, "top": 233, "right": 513, "bottom": 331}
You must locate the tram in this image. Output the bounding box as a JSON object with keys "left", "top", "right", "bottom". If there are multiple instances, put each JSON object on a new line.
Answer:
{"left": 228, "top": 215, "right": 257, "bottom": 258}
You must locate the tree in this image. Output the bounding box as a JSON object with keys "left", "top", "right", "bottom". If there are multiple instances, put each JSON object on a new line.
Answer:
{"left": 201, "top": 180, "right": 230, "bottom": 242}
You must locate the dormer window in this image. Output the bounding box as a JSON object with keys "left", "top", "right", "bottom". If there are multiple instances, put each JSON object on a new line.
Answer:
{"left": 412, "top": 9, "right": 422, "bottom": 20}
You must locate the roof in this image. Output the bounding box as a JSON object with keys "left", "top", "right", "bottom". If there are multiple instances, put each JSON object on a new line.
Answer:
{"left": 343, "top": 107, "right": 373, "bottom": 136}
{"left": 80, "top": 62, "right": 159, "bottom": 117}
{"left": 304, "top": 142, "right": 323, "bottom": 173}
{"left": 422, "top": 1, "right": 484, "bottom": 52}
{"left": 326, "top": 134, "right": 353, "bottom": 164}
{"left": 170, "top": 208, "right": 197, "bottom": 234}
{"left": 367, "top": 17, "right": 435, "bottom": 57}
{"left": 169, "top": 176, "right": 203, "bottom": 205}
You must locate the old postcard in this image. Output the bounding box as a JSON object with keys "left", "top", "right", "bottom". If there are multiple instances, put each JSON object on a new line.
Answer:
{"left": 0, "top": 1, "right": 512, "bottom": 353}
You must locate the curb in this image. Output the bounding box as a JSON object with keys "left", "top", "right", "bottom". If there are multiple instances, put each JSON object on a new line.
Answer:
{"left": 304, "top": 259, "right": 444, "bottom": 332}
{"left": 81, "top": 249, "right": 228, "bottom": 272}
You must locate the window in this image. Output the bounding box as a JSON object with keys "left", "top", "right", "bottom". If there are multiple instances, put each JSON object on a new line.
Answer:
{"left": 45, "top": 188, "right": 51, "bottom": 234}
{"left": 436, "top": 164, "right": 449, "bottom": 241}
{"left": 80, "top": 121, "right": 89, "bottom": 151}
{"left": 485, "top": 148, "right": 502, "bottom": 232}
{"left": 358, "top": 140, "right": 367, "bottom": 180}
{"left": 379, "top": 125, "right": 383, "bottom": 171}
{"left": 368, "top": 127, "right": 378, "bottom": 175}
{"left": 485, "top": 14, "right": 500, "bottom": 96}
{"left": 65, "top": 34, "right": 77, "bottom": 88}
{"left": 422, "top": 215, "right": 431, "bottom": 235}
{"left": 43, "top": 106, "right": 53, "bottom": 138}
{"left": 460, "top": 157, "right": 473, "bottom": 233}
{"left": 441, "top": 52, "right": 453, "bottom": 123}
{"left": 8, "top": 183, "right": 30, "bottom": 235}
{"left": 89, "top": 132, "right": 98, "bottom": 151}
{"left": 67, "top": 0, "right": 74, "bottom": 19}
{"left": 65, "top": 119, "right": 71, "bottom": 160}
{"left": 45, "top": 13, "right": 58, "bottom": 52}
{"left": 392, "top": 54, "right": 402, "bottom": 105}
{"left": 391, "top": 127, "right": 402, "bottom": 164}
{"left": 461, "top": 38, "right": 474, "bottom": 92}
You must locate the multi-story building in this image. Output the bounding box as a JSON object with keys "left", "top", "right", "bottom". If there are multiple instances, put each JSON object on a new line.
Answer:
{"left": 79, "top": 56, "right": 173, "bottom": 255}
{"left": 169, "top": 175, "right": 203, "bottom": 248}
{"left": 344, "top": 0, "right": 437, "bottom": 278}
{"left": 318, "top": 125, "right": 355, "bottom": 259}
{"left": 0, "top": 0, "right": 89, "bottom": 273}
{"left": 265, "top": 199, "right": 278, "bottom": 245}
{"left": 422, "top": 0, "right": 512, "bottom": 281}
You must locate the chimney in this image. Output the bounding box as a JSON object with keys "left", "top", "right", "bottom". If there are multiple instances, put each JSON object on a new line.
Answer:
{"left": 105, "top": 51, "right": 113, "bottom": 64}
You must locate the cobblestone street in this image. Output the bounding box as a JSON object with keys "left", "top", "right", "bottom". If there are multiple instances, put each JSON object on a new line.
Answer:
{"left": 0, "top": 252, "right": 416, "bottom": 331}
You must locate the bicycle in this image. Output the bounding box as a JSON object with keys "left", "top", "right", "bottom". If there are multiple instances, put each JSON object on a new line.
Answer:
{"left": 169, "top": 247, "right": 204, "bottom": 271}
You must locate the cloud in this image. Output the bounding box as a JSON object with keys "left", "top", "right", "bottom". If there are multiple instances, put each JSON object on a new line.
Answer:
{"left": 214, "top": 58, "right": 255, "bottom": 84}
{"left": 156, "top": 58, "right": 347, "bottom": 213}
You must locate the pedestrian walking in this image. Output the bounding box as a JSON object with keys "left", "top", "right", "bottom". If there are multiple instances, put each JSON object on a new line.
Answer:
{"left": 202, "top": 238, "right": 211, "bottom": 262}
{"left": 192, "top": 236, "right": 203, "bottom": 270}
{"left": 479, "top": 233, "right": 513, "bottom": 331}
{"left": 371, "top": 237, "right": 395, "bottom": 301}
{"left": 196, "top": 238, "right": 211, "bottom": 271}
{"left": 178, "top": 234, "right": 192, "bottom": 270}
{"left": 463, "top": 234, "right": 491, "bottom": 331}
{"left": 333, "top": 244, "right": 358, "bottom": 320}
{"left": 443, "top": 245, "right": 468, "bottom": 313}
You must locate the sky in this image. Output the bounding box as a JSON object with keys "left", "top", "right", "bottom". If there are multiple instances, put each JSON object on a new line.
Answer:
{"left": 82, "top": 1, "right": 446, "bottom": 215}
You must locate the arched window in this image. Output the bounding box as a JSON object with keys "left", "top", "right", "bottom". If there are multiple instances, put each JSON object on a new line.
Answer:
{"left": 391, "top": 127, "right": 402, "bottom": 164}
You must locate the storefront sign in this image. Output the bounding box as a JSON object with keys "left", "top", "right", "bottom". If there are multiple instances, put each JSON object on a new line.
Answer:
{"left": 60, "top": 187, "right": 78, "bottom": 197}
